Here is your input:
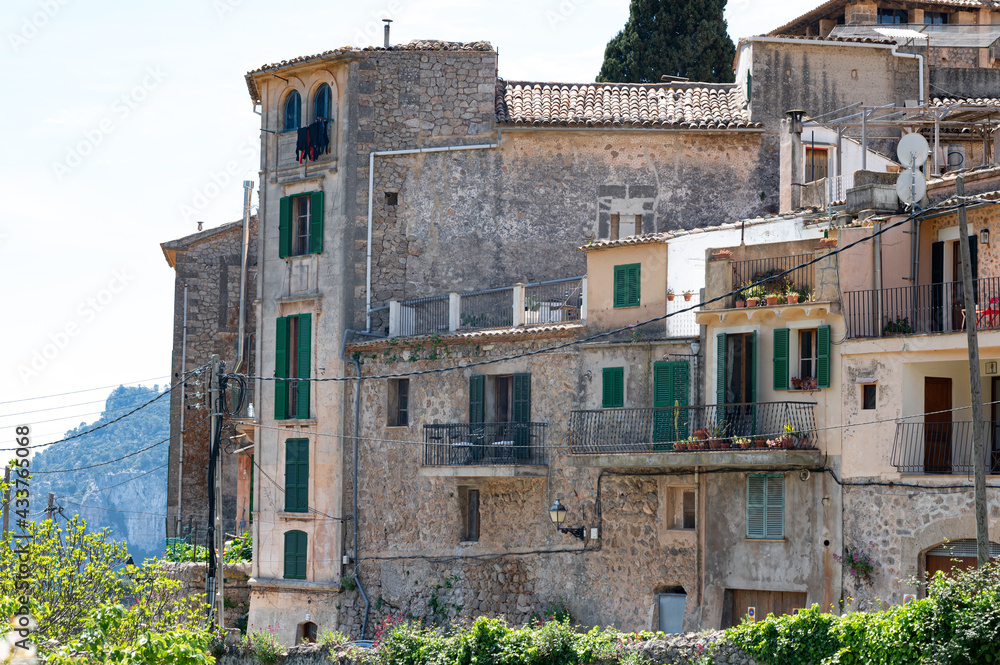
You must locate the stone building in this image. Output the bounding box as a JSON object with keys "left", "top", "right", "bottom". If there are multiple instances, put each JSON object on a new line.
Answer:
{"left": 161, "top": 216, "right": 258, "bottom": 540}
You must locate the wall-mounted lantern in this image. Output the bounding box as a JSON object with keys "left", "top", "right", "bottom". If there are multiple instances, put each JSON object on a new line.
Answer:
{"left": 548, "top": 498, "right": 585, "bottom": 541}
{"left": 981, "top": 228, "right": 990, "bottom": 245}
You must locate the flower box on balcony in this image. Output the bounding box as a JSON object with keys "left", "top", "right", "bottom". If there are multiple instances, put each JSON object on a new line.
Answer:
{"left": 710, "top": 249, "right": 733, "bottom": 261}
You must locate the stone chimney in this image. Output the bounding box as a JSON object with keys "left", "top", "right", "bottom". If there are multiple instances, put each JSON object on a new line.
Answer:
{"left": 780, "top": 110, "right": 805, "bottom": 213}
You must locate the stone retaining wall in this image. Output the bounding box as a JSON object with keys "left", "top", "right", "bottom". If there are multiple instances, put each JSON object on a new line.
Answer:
{"left": 160, "top": 561, "right": 251, "bottom": 628}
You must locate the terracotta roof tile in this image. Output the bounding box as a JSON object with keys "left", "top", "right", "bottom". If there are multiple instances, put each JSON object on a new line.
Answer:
{"left": 495, "top": 80, "right": 760, "bottom": 131}
{"left": 345, "top": 323, "right": 582, "bottom": 351}
{"left": 770, "top": 0, "right": 992, "bottom": 36}
{"left": 931, "top": 96, "right": 1000, "bottom": 107}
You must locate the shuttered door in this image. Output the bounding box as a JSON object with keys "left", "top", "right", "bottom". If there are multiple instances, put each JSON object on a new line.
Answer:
{"left": 512, "top": 373, "right": 532, "bottom": 457}
{"left": 773, "top": 329, "right": 789, "bottom": 391}
{"left": 932, "top": 241, "right": 944, "bottom": 331}
{"left": 283, "top": 530, "right": 307, "bottom": 580}
{"left": 653, "top": 361, "right": 689, "bottom": 448}
{"left": 296, "top": 314, "right": 311, "bottom": 419}
{"left": 275, "top": 317, "right": 290, "bottom": 420}
{"left": 764, "top": 473, "right": 785, "bottom": 539}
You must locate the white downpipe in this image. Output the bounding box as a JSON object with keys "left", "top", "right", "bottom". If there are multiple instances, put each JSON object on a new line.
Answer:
{"left": 176, "top": 284, "right": 188, "bottom": 537}
{"left": 365, "top": 141, "right": 499, "bottom": 332}
{"left": 891, "top": 44, "right": 924, "bottom": 104}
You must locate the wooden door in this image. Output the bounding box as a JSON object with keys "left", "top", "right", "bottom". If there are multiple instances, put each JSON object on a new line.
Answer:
{"left": 724, "top": 589, "right": 808, "bottom": 628}
{"left": 927, "top": 555, "right": 978, "bottom": 580}
{"left": 924, "top": 377, "right": 953, "bottom": 474}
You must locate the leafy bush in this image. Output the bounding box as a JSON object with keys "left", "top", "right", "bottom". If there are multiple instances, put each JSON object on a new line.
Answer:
{"left": 240, "top": 626, "right": 284, "bottom": 663}
{"left": 162, "top": 531, "right": 250, "bottom": 564}
{"left": 163, "top": 540, "right": 209, "bottom": 563}
{"left": 727, "top": 561, "right": 1000, "bottom": 665}
{"left": 0, "top": 516, "right": 213, "bottom": 664}
{"left": 223, "top": 532, "right": 251, "bottom": 564}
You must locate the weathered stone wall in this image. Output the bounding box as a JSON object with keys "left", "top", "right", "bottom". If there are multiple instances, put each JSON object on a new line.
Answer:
{"left": 165, "top": 218, "right": 258, "bottom": 539}
{"left": 842, "top": 484, "right": 1000, "bottom": 609}
{"left": 160, "top": 561, "right": 252, "bottom": 628}
{"left": 336, "top": 334, "right": 700, "bottom": 637}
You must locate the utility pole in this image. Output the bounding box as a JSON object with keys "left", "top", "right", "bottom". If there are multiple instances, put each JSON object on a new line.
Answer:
{"left": 3, "top": 466, "right": 10, "bottom": 537}
{"left": 44, "top": 493, "right": 55, "bottom": 521}
{"left": 205, "top": 354, "right": 222, "bottom": 624}
{"left": 214, "top": 359, "right": 226, "bottom": 626}
{"left": 957, "top": 174, "right": 991, "bottom": 567}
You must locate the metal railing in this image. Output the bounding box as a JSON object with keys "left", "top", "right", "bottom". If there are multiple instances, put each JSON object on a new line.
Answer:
{"left": 423, "top": 422, "right": 548, "bottom": 466}
{"left": 828, "top": 171, "right": 855, "bottom": 205}
{"left": 398, "top": 295, "right": 450, "bottom": 337}
{"left": 844, "top": 276, "right": 1000, "bottom": 339}
{"left": 666, "top": 293, "right": 700, "bottom": 337}
{"left": 569, "top": 402, "right": 817, "bottom": 454}
{"left": 892, "top": 421, "right": 1000, "bottom": 475}
{"left": 731, "top": 255, "right": 815, "bottom": 308}
{"left": 523, "top": 277, "right": 584, "bottom": 326}
{"left": 459, "top": 287, "right": 514, "bottom": 330}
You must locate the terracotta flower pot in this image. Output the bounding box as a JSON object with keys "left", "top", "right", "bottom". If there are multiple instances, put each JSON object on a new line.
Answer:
{"left": 747, "top": 298, "right": 759, "bottom": 308}
{"left": 754, "top": 439, "right": 767, "bottom": 449}
{"left": 674, "top": 441, "right": 687, "bottom": 451}
{"left": 684, "top": 292, "right": 693, "bottom": 301}
{"left": 736, "top": 300, "right": 746, "bottom": 308}
{"left": 766, "top": 296, "right": 778, "bottom": 306}
{"left": 667, "top": 293, "right": 675, "bottom": 301}
{"left": 786, "top": 294, "right": 800, "bottom": 304}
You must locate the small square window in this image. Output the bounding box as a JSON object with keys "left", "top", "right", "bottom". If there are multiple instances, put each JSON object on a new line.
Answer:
{"left": 863, "top": 384, "right": 877, "bottom": 410}
{"left": 609, "top": 213, "right": 641, "bottom": 240}
{"left": 385, "top": 192, "right": 398, "bottom": 206}
{"left": 387, "top": 378, "right": 409, "bottom": 426}
{"left": 613, "top": 263, "right": 641, "bottom": 308}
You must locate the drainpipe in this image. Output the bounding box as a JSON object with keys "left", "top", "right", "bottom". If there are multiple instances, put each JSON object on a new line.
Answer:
{"left": 366, "top": 140, "right": 499, "bottom": 332}
{"left": 176, "top": 284, "right": 188, "bottom": 537}
{"left": 875, "top": 222, "right": 884, "bottom": 336}
{"left": 911, "top": 216, "right": 921, "bottom": 325}
{"left": 891, "top": 44, "right": 924, "bottom": 104}
{"left": 235, "top": 180, "right": 254, "bottom": 374}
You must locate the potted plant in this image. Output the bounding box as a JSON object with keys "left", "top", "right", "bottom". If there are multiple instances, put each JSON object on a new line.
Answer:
{"left": 744, "top": 282, "right": 763, "bottom": 308}
{"left": 735, "top": 295, "right": 746, "bottom": 308}
{"left": 693, "top": 429, "right": 709, "bottom": 441}
{"left": 735, "top": 437, "right": 753, "bottom": 450}
{"left": 883, "top": 316, "right": 913, "bottom": 336}
{"left": 674, "top": 440, "right": 687, "bottom": 451}
{"left": 790, "top": 376, "right": 803, "bottom": 390}
{"left": 785, "top": 284, "right": 800, "bottom": 304}
{"left": 767, "top": 435, "right": 793, "bottom": 449}
{"left": 765, "top": 292, "right": 779, "bottom": 307}
{"left": 711, "top": 249, "right": 733, "bottom": 261}
{"left": 799, "top": 376, "right": 818, "bottom": 391}
{"left": 683, "top": 290, "right": 694, "bottom": 301}
{"left": 796, "top": 286, "right": 812, "bottom": 303}
{"left": 685, "top": 436, "right": 703, "bottom": 450}
{"left": 754, "top": 437, "right": 768, "bottom": 449}
{"left": 706, "top": 424, "right": 726, "bottom": 449}
{"left": 667, "top": 288, "right": 676, "bottom": 302}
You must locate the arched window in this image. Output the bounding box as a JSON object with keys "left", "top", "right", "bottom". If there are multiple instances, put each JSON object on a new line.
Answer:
{"left": 297, "top": 621, "right": 318, "bottom": 644}
{"left": 284, "top": 91, "right": 301, "bottom": 132}
{"left": 315, "top": 84, "right": 332, "bottom": 121}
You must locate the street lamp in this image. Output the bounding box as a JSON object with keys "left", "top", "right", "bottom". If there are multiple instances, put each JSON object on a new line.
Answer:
{"left": 547, "top": 498, "right": 585, "bottom": 541}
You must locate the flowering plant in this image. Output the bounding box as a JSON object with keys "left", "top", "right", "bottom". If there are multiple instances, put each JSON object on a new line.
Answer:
{"left": 834, "top": 541, "right": 876, "bottom": 582}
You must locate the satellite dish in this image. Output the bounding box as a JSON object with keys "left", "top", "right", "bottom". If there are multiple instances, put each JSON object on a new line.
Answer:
{"left": 896, "top": 168, "right": 927, "bottom": 206}
{"left": 897, "top": 133, "right": 930, "bottom": 169}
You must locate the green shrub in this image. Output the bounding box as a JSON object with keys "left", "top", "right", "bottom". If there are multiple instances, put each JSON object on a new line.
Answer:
{"left": 240, "top": 626, "right": 284, "bottom": 663}
{"left": 222, "top": 532, "right": 252, "bottom": 564}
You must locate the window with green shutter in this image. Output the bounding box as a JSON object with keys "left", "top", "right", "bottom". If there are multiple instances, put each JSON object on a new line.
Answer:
{"left": 773, "top": 328, "right": 789, "bottom": 391}
{"left": 469, "top": 375, "right": 485, "bottom": 424}
{"left": 278, "top": 192, "right": 324, "bottom": 257}
{"left": 284, "top": 439, "right": 309, "bottom": 513}
{"left": 747, "top": 473, "right": 784, "bottom": 539}
{"left": 817, "top": 325, "right": 831, "bottom": 388}
{"left": 283, "top": 530, "right": 307, "bottom": 579}
{"left": 653, "top": 361, "right": 689, "bottom": 446}
{"left": 613, "top": 263, "right": 641, "bottom": 308}
{"left": 274, "top": 313, "right": 312, "bottom": 420}
{"left": 602, "top": 367, "right": 624, "bottom": 408}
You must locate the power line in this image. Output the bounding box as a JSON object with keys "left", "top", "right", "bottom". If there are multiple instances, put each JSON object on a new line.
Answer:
{"left": 54, "top": 464, "right": 169, "bottom": 500}
{"left": 0, "top": 385, "right": 173, "bottom": 419}
{"left": 249, "top": 454, "right": 349, "bottom": 522}
{"left": 0, "top": 374, "right": 171, "bottom": 406}
{"left": 62, "top": 500, "right": 166, "bottom": 518}
{"left": 230, "top": 197, "right": 985, "bottom": 386}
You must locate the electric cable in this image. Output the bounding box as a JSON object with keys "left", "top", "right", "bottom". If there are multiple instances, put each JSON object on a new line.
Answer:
{"left": 229, "top": 196, "right": 991, "bottom": 385}
{"left": 61, "top": 500, "right": 166, "bottom": 518}
{"left": 54, "top": 464, "right": 169, "bottom": 500}
{"left": 0, "top": 374, "right": 171, "bottom": 406}
{"left": 0, "top": 385, "right": 177, "bottom": 419}
{"left": 249, "top": 454, "right": 349, "bottom": 522}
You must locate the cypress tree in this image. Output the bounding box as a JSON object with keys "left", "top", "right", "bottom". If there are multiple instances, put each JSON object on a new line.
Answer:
{"left": 597, "top": 0, "right": 736, "bottom": 84}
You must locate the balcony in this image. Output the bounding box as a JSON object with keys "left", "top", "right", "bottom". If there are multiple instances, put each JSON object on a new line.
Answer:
{"left": 421, "top": 422, "right": 548, "bottom": 477}
{"left": 892, "top": 421, "right": 1000, "bottom": 475}
{"left": 730, "top": 255, "right": 816, "bottom": 309}
{"left": 844, "top": 276, "right": 1000, "bottom": 339}
{"left": 567, "top": 402, "right": 820, "bottom": 470}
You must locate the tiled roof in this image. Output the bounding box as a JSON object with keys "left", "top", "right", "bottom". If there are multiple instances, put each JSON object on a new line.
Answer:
{"left": 245, "top": 40, "right": 494, "bottom": 101}
{"left": 345, "top": 323, "right": 582, "bottom": 351}
{"left": 579, "top": 209, "right": 828, "bottom": 252}
{"left": 495, "top": 80, "right": 760, "bottom": 130}
{"left": 931, "top": 96, "right": 1000, "bottom": 107}
{"left": 751, "top": 34, "right": 894, "bottom": 44}
{"left": 770, "top": 0, "right": 992, "bottom": 36}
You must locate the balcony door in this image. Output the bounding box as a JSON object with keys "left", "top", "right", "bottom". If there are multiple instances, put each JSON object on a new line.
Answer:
{"left": 924, "top": 377, "right": 953, "bottom": 474}
{"left": 991, "top": 378, "right": 1000, "bottom": 474}
{"left": 931, "top": 237, "right": 977, "bottom": 332}
{"left": 716, "top": 332, "right": 757, "bottom": 437}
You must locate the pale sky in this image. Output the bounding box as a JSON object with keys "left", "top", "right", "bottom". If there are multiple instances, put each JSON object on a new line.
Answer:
{"left": 0, "top": 0, "right": 804, "bottom": 450}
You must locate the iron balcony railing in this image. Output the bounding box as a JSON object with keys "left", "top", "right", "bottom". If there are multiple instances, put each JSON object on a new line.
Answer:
{"left": 844, "top": 276, "right": 1000, "bottom": 339}
{"left": 459, "top": 286, "right": 514, "bottom": 330}
{"left": 569, "top": 402, "right": 817, "bottom": 454}
{"left": 423, "top": 422, "right": 548, "bottom": 466}
{"left": 892, "top": 421, "right": 1000, "bottom": 475}
{"left": 523, "top": 277, "right": 584, "bottom": 326}
{"left": 731, "top": 255, "right": 815, "bottom": 308}
{"left": 398, "top": 295, "right": 450, "bottom": 337}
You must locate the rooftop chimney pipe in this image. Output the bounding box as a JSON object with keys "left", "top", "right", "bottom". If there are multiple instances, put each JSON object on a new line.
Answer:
{"left": 383, "top": 19, "right": 392, "bottom": 48}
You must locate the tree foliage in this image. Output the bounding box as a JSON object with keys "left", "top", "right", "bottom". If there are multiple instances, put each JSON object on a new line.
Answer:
{"left": 0, "top": 516, "right": 212, "bottom": 664}
{"left": 597, "top": 0, "right": 736, "bottom": 84}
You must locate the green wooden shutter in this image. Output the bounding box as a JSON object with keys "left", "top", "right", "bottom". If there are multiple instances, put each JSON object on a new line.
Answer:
{"left": 613, "top": 264, "right": 641, "bottom": 308}
{"left": 309, "top": 191, "right": 324, "bottom": 254}
{"left": 469, "top": 375, "right": 485, "bottom": 424}
{"left": 628, "top": 264, "right": 640, "bottom": 307}
{"left": 765, "top": 474, "right": 785, "bottom": 539}
{"left": 747, "top": 474, "right": 765, "bottom": 539}
{"left": 773, "top": 328, "right": 790, "bottom": 391}
{"left": 716, "top": 333, "right": 727, "bottom": 405}
{"left": 750, "top": 331, "right": 758, "bottom": 404}
{"left": 275, "top": 317, "right": 290, "bottom": 420}
{"left": 654, "top": 361, "right": 689, "bottom": 446}
{"left": 602, "top": 368, "right": 624, "bottom": 408}
{"left": 296, "top": 314, "right": 312, "bottom": 419}
{"left": 284, "top": 439, "right": 308, "bottom": 513}
{"left": 278, "top": 196, "right": 292, "bottom": 258}
{"left": 613, "top": 265, "right": 627, "bottom": 308}
{"left": 513, "top": 373, "right": 532, "bottom": 457}
{"left": 283, "top": 530, "right": 307, "bottom": 579}
{"left": 817, "top": 325, "right": 831, "bottom": 389}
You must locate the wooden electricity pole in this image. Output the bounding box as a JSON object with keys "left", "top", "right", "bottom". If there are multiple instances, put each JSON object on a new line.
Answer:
{"left": 957, "top": 174, "right": 991, "bottom": 566}
{"left": 2, "top": 466, "right": 10, "bottom": 537}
